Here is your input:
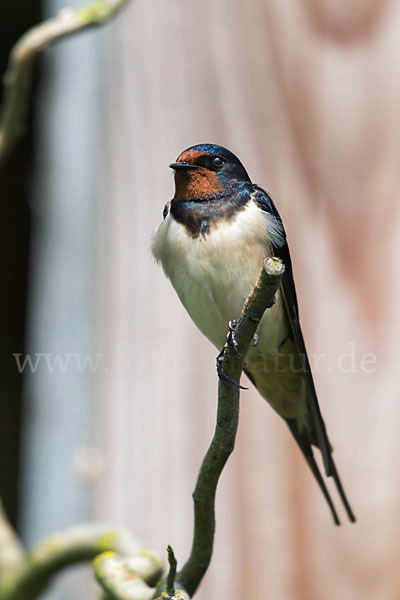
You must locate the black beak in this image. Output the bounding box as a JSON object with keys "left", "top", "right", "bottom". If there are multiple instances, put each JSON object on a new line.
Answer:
{"left": 169, "top": 162, "right": 200, "bottom": 171}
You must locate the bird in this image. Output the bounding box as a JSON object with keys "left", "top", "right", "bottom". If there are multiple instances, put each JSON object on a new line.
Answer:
{"left": 152, "top": 143, "right": 355, "bottom": 525}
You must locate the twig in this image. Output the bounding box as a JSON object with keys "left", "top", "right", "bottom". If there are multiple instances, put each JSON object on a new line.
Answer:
{"left": 0, "top": 500, "right": 25, "bottom": 578}
{"left": 166, "top": 546, "right": 177, "bottom": 597}
{"left": 93, "top": 551, "right": 162, "bottom": 600}
{"left": 177, "top": 257, "right": 285, "bottom": 596}
{"left": 0, "top": 0, "right": 131, "bottom": 167}
{"left": 0, "top": 524, "right": 138, "bottom": 600}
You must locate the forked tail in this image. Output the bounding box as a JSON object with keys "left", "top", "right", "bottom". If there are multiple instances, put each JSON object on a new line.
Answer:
{"left": 286, "top": 419, "right": 356, "bottom": 525}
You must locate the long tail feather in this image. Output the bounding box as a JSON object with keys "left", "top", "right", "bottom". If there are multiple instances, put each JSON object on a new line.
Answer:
{"left": 286, "top": 420, "right": 341, "bottom": 526}
{"left": 329, "top": 460, "right": 356, "bottom": 523}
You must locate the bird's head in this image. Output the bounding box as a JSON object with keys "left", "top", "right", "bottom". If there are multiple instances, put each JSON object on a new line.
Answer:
{"left": 170, "top": 143, "right": 251, "bottom": 202}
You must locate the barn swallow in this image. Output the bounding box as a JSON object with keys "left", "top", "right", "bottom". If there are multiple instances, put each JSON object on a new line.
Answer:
{"left": 152, "top": 143, "right": 355, "bottom": 525}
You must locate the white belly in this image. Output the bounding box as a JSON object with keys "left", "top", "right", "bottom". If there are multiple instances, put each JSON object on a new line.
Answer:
{"left": 152, "top": 201, "right": 289, "bottom": 353}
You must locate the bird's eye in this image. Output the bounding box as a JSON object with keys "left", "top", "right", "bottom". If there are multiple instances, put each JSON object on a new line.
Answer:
{"left": 211, "top": 156, "right": 225, "bottom": 169}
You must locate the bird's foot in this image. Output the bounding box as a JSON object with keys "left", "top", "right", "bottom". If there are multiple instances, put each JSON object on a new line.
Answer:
{"left": 226, "top": 319, "right": 243, "bottom": 358}
{"left": 216, "top": 347, "right": 248, "bottom": 390}
{"left": 251, "top": 333, "right": 259, "bottom": 347}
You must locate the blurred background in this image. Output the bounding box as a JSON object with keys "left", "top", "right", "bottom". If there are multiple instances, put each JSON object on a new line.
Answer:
{"left": 2, "top": 0, "right": 400, "bottom": 598}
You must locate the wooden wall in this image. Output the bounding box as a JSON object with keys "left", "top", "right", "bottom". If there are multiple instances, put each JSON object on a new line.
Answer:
{"left": 34, "top": 0, "right": 400, "bottom": 597}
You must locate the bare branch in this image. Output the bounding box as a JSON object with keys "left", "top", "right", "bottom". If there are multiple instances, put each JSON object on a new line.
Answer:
{"left": 0, "top": 524, "right": 138, "bottom": 600}
{"left": 93, "top": 551, "right": 164, "bottom": 600}
{"left": 0, "top": 0, "right": 131, "bottom": 167}
{"left": 176, "top": 257, "right": 285, "bottom": 596}
{"left": 166, "top": 546, "right": 177, "bottom": 597}
{"left": 0, "top": 500, "right": 25, "bottom": 579}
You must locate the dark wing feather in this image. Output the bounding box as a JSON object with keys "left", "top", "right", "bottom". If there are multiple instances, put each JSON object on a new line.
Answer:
{"left": 251, "top": 185, "right": 355, "bottom": 524}
{"left": 275, "top": 236, "right": 334, "bottom": 474}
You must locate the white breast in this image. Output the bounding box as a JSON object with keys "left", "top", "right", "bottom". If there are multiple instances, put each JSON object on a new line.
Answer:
{"left": 152, "top": 201, "right": 289, "bottom": 353}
